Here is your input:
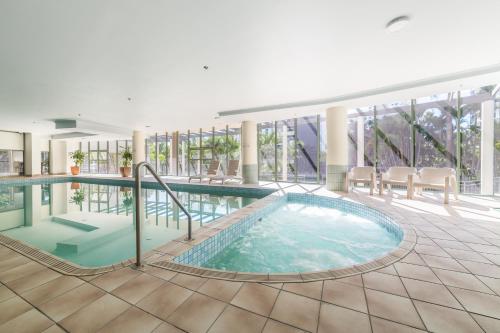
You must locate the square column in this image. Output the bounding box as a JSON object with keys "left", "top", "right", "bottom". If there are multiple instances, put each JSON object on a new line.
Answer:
{"left": 326, "top": 106, "right": 348, "bottom": 191}
{"left": 24, "top": 133, "right": 41, "bottom": 176}
{"left": 241, "top": 121, "right": 258, "bottom": 184}
{"left": 133, "top": 130, "right": 145, "bottom": 176}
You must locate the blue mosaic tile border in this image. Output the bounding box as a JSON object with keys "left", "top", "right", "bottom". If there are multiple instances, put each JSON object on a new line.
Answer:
{"left": 174, "top": 193, "right": 404, "bottom": 267}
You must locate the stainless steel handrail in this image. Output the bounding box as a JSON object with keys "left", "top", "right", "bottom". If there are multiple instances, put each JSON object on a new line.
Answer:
{"left": 134, "top": 161, "right": 192, "bottom": 267}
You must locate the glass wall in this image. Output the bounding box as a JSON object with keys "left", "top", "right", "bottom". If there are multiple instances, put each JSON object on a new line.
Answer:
{"left": 258, "top": 116, "right": 325, "bottom": 183}
{"left": 0, "top": 150, "right": 24, "bottom": 176}
{"left": 80, "top": 140, "right": 132, "bottom": 174}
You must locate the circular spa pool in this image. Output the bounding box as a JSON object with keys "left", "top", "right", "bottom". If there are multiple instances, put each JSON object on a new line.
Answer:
{"left": 198, "top": 194, "right": 404, "bottom": 274}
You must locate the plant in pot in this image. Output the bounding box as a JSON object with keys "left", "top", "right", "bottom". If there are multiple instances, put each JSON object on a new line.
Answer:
{"left": 69, "top": 150, "right": 85, "bottom": 175}
{"left": 120, "top": 148, "right": 133, "bottom": 177}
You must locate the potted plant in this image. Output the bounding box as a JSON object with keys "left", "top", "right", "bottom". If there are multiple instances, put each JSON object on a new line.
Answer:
{"left": 69, "top": 150, "right": 85, "bottom": 175}
{"left": 120, "top": 148, "right": 133, "bottom": 177}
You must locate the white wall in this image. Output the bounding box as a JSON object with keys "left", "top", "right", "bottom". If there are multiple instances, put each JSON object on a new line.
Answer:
{"left": 0, "top": 131, "right": 23, "bottom": 150}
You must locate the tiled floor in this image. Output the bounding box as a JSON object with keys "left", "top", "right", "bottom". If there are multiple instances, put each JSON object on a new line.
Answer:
{"left": 0, "top": 180, "right": 500, "bottom": 332}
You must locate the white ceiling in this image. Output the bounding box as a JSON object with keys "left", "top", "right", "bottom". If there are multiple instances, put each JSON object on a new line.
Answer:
{"left": 1, "top": 0, "right": 500, "bottom": 136}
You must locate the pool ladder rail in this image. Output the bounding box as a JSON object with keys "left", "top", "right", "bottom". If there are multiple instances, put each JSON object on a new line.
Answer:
{"left": 134, "top": 161, "right": 193, "bottom": 267}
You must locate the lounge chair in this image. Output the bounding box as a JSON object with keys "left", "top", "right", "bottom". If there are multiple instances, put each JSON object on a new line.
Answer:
{"left": 379, "top": 167, "right": 417, "bottom": 198}
{"left": 188, "top": 160, "right": 220, "bottom": 183}
{"left": 346, "top": 166, "right": 376, "bottom": 195}
{"left": 412, "top": 167, "right": 458, "bottom": 204}
{"left": 209, "top": 160, "right": 242, "bottom": 184}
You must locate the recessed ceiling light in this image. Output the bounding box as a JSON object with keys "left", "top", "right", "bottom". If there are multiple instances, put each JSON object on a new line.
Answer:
{"left": 386, "top": 15, "right": 410, "bottom": 33}
{"left": 203, "top": 65, "right": 208, "bottom": 70}
{"left": 145, "top": 125, "right": 151, "bottom": 128}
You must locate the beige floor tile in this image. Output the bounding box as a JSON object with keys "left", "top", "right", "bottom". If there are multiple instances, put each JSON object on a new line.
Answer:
{"left": 482, "top": 253, "right": 500, "bottom": 266}
{"left": 0, "top": 296, "right": 33, "bottom": 325}
{"left": 336, "top": 273, "right": 364, "bottom": 286}
{"left": 0, "top": 261, "right": 45, "bottom": 283}
{"left": 375, "top": 265, "right": 398, "bottom": 276}
{"left": 414, "top": 244, "right": 451, "bottom": 257}
{"left": 445, "top": 248, "right": 492, "bottom": 263}
{"left": 419, "top": 254, "right": 468, "bottom": 272}
{"left": 465, "top": 243, "right": 500, "bottom": 255}
{"left": 401, "top": 252, "right": 426, "bottom": 266}
{"left": 230, "top": 283, "right": 279, "bottom": 316}
{"left": 270, "top": 291, "right": 320, "bottom": 332}
{"left": 0, "top": 285, "right": 16, "bottom": 302}
{"left": 197, "top": 279, "right": 243, "bottom": 302}
{"left": 144, "top": 266, "right": 177, "bottom": 281}
{"left": 59, "top": 294, "right": 130, "bottom": 332}
{"left": 112, "top": 273, "right": 165, "bottom": 304}
{"left": 414, "top": 300, "right": 482, "bottom": 333}
{"left": 0, "top": 255, "right": 31, "bottom": 272}
{"left": 394, "top": 262, "right": 441, "bottom": 283}
{"left": 208, "top": 305, "right": 266, "bottom": 333}
{"left": 262, "top": 319, "right": 305, "bottom": 333}
{"left": 167, "top": 293, "right": 226, "bottom": 333}
{"left": 363, "top": 271, "right": 407, "bottom": 297}
{"left": 97, "top": 306, "right": 162, "bottom": 333}
{"left": 434, "top": 239, "right": 472, "bottom": 251}
{"left": 477, "top": 275, "right": 500, "bottom": 295}
{"left": 0, "top": 308, "right": 53, "bottom": 333}
{"left": 458, "top": 260, "right": 500, "bottom": 279}
{"left": 282, "top": 281, "right": 322, "bottom": 300}
{"left": 21, "top": 275, "right": 84, "bottom": 306}
{"left": 42, "top": 324, "right": 66, "bottom": 333}
{"left": 432, "top": 268, "right": 493, "bottom": 293}
{"left": 39, "top": 283, "right": 106, "bottom": 322}
{"left": 152, "top": 322, "right": 184, "bottom": 333}
{"left": 318, "top": 302, "right": 370, "bottom": 333}
{"left": 322, "top": 280, "right": 367, "bottom": 312}
{"left": 401, "top": 277, "right": 462, "bottom": 309}
{"left": 365, "top": 289, "right": 425, "bottom": 329}
{"left": 370, "top": 316, "right": 426, "bottom": 333}
{"left": 91, "top": 268, "right": 142, "bottom": 292}
{"left": 136, "top": 282, "right": 193, "bottom": 320}
{"left": 170, "top": 273, "right": 207, "bottom": 290}
{"left": 449, "top": 287, "right": 500, "bottom": 319}
{"left": 471, "top": 313, "right": 500, "bottom": 333}
{"left": 6, "top": 267, "right": 61, "bottom": 294}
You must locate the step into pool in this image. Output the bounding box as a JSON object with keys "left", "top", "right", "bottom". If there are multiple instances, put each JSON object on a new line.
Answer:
{"left": 0, "top": 178, "right": 266, "bottom": 267}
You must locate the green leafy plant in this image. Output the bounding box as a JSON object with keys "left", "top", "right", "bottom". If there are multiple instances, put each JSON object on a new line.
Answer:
{"left": 122, "top": 191, "right": 133, "bottom": 208}
{"left": 70, "top": 150, "right": 85, "bottom": 167}
{"left": 70, "top": 189, "right": 85, "bottom": 207}
{"left": 121, "top": 148, "right": 133, "bottom": 167}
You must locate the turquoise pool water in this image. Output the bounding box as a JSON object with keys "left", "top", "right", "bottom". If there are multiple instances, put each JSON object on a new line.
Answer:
{"left": 202, "top": 200, "right": 402, "bottom": 273}
{"left": 0, "top": 180, "right": 261, "bottom": 267}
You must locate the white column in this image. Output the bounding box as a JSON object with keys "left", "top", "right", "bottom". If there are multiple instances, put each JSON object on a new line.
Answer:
{"left": 24, "top": 133, "right": 41, "bottom": 176}
{"left": 481, "top": 100, "right": 494, "bottom": 195}
{"left": 282, "top": 124, "right": 288, "bottom": 181}
{"left": 24, "top": 184, "right": 41, "bottom": 226}
{"left": 241, "top": 121, "right": 258, "bottom": 184}
{"left": 49, "top": 140, "right": 68, "bottom": 174}
{"left": 133, "top": 130, "right": 145, "bottom": 175}
{"left": 357, "top": 116, "right": 365, "bottom": 167}
{"left": 326, "top": 106, "right": 348, "bottom": 191}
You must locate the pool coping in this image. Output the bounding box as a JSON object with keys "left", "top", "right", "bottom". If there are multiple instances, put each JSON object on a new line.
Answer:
{"left": 0, "top": 175, "right": 416, "bottom": 278}
{"left": 0, "top": 175, "right": 277, "bottom": 276}
{"left": 149, "top": 193, "right": 417, "bottom": 283}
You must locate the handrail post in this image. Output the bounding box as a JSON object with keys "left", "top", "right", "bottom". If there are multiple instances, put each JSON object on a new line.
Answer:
{"left": 134, "top": 163, "right": 143, "bottom": 267}
{"left": 134, "top": 161, "right": 193, "bottom": 268}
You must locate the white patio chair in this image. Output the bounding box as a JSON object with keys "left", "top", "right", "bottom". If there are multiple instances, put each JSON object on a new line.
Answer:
{"left": 412, "top": 167, "right": 458, "bottom": 204}
{"left": 188, "top": 160, "right": 220, "bottom": 183}
{"left": 379, "top": 166, "right": 417, "bottom": 199}
{"left": 209, "top": 160, "right": 242, "bottom": 184}
{"left": 346, "top": 166, "right": 376, "bottom": 195}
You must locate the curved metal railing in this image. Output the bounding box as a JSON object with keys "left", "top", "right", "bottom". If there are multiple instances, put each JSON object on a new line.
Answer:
{"left": 134, "top": 161, "right": 192, "bottom": 267}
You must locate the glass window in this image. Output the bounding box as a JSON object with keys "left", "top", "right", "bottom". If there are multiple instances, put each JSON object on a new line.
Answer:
{"left": 415, "top": 93, "right": 457, "bottom": 170}
{"left": 0, "top": 150, "right": 10, "bottom": 175}
{"left": 157, "top": 134, "right": 168, "bottom": 175}
{"left": 376, "top": 101, "right": 412, "bottom": 171}
{"left": 188, "top": 130, "right": 200, "bottom": 176}
{"left": 296, "top": 116, "right": 320, "bottom": 183}
{"left": 108, "top": 141, "right": 118, "bottom": 174}
{"left": 258, "top": 122, "right": 276, "bottom": 181}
